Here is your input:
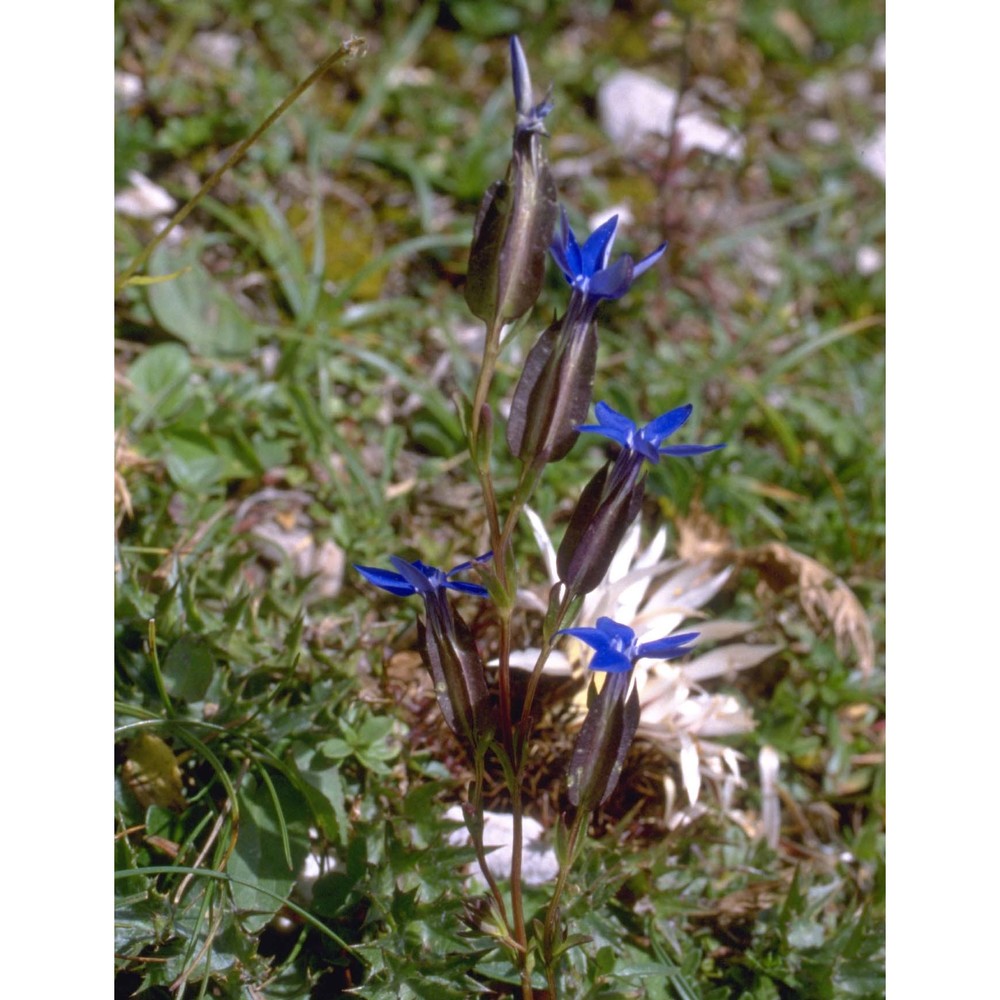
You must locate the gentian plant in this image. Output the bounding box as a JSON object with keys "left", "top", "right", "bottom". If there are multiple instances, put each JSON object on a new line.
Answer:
{"left": 355, "top": 37, "right": 724, "bottom": 999}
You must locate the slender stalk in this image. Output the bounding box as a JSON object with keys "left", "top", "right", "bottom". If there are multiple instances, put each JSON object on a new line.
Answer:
{"left": 469, "top": 750, "right": 512, "bottom": 933}
{"left": 510, "top": 780, "right": 532, "bottom": 1000}
{"left": 542, "top": 809, "right": 587, "bottom": 995}
{"left": 497, "top": 615, "right": 514, "bottom": 758}
{"left": 516, "top": 588, "right": 575, "bottom": 745}
{"left": 477, "top": 460, "right": 504, "bottom": 565}
{"left": 146, "top": 619, "right": 174, "bottom": 717}
{"left": 470, "top": 320, "right": 504, "bottom": 445}
{"left": 494, "top": 611, "right": 532, "bottom": 1000}
{"left": 115, "top": 37, "right": 365, "bottom": 295}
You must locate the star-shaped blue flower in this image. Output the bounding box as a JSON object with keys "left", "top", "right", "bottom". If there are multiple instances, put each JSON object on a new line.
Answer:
{"left": 578, "top": 400, "right": 725, "bottom": 464}
{"left": 354, "top": 553, "right": 492, "bottom": 599}
{"left": 549, "top": 207, "right": 667, "bottom": 304}
{"left": 558, "top": 616, "right": 699, "bottom": 673}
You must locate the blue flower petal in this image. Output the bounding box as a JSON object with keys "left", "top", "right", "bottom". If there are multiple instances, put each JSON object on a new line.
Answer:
{"left": 444, "top": 580, "right": 490, "bottom": 597}
{"left": 551, "top": 209, "right": 663, "bottom": 306}
{"left": 447, "top": 550, "right": 494, "bottom": 577}
{"left": 642, "top": 404, "right": 692, "bottom": 444}
{"left": 576, "top": 401, "right": 636, "bottom": 445}
{"left": 389, "top": 556, "right": 439, "bottom": 594}
{"left": 559, "top": 618, "right": 643, "bottom": 672}
{"left": 593, "top": 616, "right": 638, "bottom": 647}
{"left": 635, "top": 631, "right": 700, "bottom": 660}
{"left": 589, "top": 647, "right": 634, "bottom": 672}
{"left": 353, "top": 563, "right": 417, "bottom": 597}
{"left": 587, "top": 254, "right": 635, "bottom": 300}
{"left": 579, "top": 215, "right": 619, "bottom": 276}
{"left": 557, "top": 625, "right": 614, "bottom": 649}
{"left": 549, "top": 238, "right": 573, "bottom": 284}
{"left": 632, "top": 242, "right": 668, "bottom": 279}
{"left": 594, "top": 401, "right": 634, "bottom": 433}
{"left": 358, "top": 553, "right": 492, "bottom": 602}
{"left": 660, "top": 442, "right": 726, "bottom": 457}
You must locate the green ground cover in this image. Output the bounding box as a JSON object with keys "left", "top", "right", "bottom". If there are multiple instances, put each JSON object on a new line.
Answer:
{"left": 115, "top": 2, "right": 884, "bottom": 996}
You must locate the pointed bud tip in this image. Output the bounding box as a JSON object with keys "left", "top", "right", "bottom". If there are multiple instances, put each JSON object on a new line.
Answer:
{"left": 510, "top": 36, "right": 531, "bottom": 115}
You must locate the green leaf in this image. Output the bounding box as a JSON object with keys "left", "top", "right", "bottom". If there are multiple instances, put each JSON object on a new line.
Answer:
{"left": 228, "top": 771, "right": 310, "bottom": 932}
{"left": 127, "top": 343, "right": 192, "bottom": 427}
{"left": 159, "top": 427, "right": 227, "bottom": 492}
{"left": 296, "top": 746, "right": 349, "bottom": 845}
{"left": 114, "top": 891, "right": 174, "bottom": 957}
{"left": 147, "top": 240, "right": 259, "bottom": 357}
{"left": 319, "top": 737, "right": 352, "bottom": 760}
{"left": 449, "top": 0, "right": 522, "bottom": 34}
{"left": 161, "top": 635, "right": 214, "bottom": 703}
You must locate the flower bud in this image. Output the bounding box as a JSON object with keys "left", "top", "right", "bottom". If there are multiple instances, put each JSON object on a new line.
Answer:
{"left": 566, "top": 670, "right": 641, "bottom": 812}
{"left": 556, "top": 456, "right": 646, "bottom": 596}
{"left": 419, "top": 594, "right": 494, "bottom": 754}
{"left": 505, "top": 310, "right": 598, "bottom": 468}
{"left": 465, "top": 37, "right": 557, "bottom": 329}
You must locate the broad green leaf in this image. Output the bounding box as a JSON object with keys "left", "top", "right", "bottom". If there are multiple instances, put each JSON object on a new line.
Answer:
{"left": 147, "top": 241, "right": 258, "bottom": 357}
{"left": 161, "top": 635, "right": 214, "bottom": 703}
{"left": 126, "top": 343, "right": 191, "bottom": 427}
{"left": 228, "top": 771, "right": 310, "bottom": 932}
{"left": 160, "top": 427, "right": 227, "bottom": 492}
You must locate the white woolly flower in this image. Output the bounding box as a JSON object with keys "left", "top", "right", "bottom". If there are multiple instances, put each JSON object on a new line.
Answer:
{"left": 516, "top": 510, "right": 781, "bottom": 825}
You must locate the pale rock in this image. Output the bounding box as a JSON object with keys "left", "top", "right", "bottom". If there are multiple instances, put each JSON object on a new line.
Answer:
{"left": 598, "top": 70, "right": 744, "bottom": 159}
{"left": 193, "top": 31, "right": 241, "bottom": 70}
{"left": 114, "top": 170, "right": 177, "bottom": 220}
{"left": 445, "top": 806, "right": 558, "bottom": 885}
{"left": 855, "top": 245, "right": 883, "bottom": 276}
{"left": 856, "top": 125, "right": 886, "bottom": 182}
{"left": 806, "top": 119, "right": 840, "bottom": 145}
{"left": 115, "top": 70, "right": 143, "bottom": 109}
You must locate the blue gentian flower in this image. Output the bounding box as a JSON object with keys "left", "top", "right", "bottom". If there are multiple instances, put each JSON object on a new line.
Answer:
{"left": 578, "top": 400, "right": 725, "bottom": 464}
{"left": 354, "top": 553, "right": 492, "bottom": 599}
{"left": 558, "top": 616, "right": 699, "bottom": 673}
{"left": 553, "top": 402, "right": 722, "bottom": 596}
{"left": 562, "top": 617, "right": 697, "bottom": 810}
{"left": 355, "top": 553, "right": 494, "bottom": 752}
{"left": 550, "top": 207, "right": 667, "bottom": 306}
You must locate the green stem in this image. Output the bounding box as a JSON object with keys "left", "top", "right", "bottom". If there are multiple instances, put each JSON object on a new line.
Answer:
{"left": 542, "top": 809, "right": 588, "bottom": 993}
{"left": 510, "top": 781, "right": 532, "bottom": 1000}
{"left": 516, "top": 588, "right": 576, "bottom": 747}
{"left": 146, "top": 618, "right": 174, "bottom": 717}
{"left": 115, "top": 37, "right": 365, "bottom": 294}
{"left": 469, "top": 749, "right": 512, "bottom": 934}
{"left": 470, "top": 319, "right": 504, "bottom": 445}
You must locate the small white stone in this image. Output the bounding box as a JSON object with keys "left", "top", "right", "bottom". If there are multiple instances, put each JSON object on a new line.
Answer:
{"left": 855, "top": 245, "right": 883, "bottom": 276}
{"left": 114, "top": 170, "right": 177, "bottom": 219}
{"left": 856, "top": 125, "right": 885, "bottom": 182}
{"left": 445, "top": 806, "right": 558, "bottom": 885}
{"left": 598, "top": 70, "right": 744, "bottom": 159}
{"left": 193, "top": 31, "right": 241, "bottom": 70}
{"left": 115, "top": 71, "right": 143, "bottom": 108}
{"left": 872, "top": 35, "right": 886, "bottom": 71}
{"left": 806, "top": 119, "right": 840, "bottom": 145}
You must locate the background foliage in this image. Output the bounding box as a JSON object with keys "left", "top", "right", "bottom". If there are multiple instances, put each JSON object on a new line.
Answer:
{"left": 115, "top": 1, "right": 884, "bottom": 996}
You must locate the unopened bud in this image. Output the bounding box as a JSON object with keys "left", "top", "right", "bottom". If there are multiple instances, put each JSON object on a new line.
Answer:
{"left": 465, "top": 38, "right": 557, "bottom": 329}
{"left": 567, "top": 670, "right": 640, "bottom": 812}
{"left": 557, "top": 455, "right": 646, "bottom": 596}
{"left": 505, "top": 312, "right": 597, "bottom": 468}
{"left": 419, "top": 597, "right": 494, "bottom": 754}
